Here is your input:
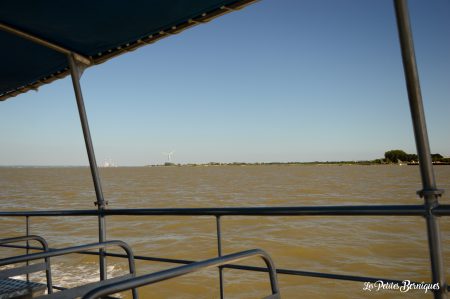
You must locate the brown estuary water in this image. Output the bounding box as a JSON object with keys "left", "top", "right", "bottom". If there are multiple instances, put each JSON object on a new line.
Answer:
{"left": 1, "top": 165, "right": 450, "bottom": 298}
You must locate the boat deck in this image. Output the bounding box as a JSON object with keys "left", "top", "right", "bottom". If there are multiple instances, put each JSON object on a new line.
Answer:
{"left": 0, "top": 278, "right": 46, "bottom": 299}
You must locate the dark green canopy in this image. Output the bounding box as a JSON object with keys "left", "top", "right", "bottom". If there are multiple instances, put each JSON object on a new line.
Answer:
{"left": 0, "top": 0, "right": 255, "bottom": 100}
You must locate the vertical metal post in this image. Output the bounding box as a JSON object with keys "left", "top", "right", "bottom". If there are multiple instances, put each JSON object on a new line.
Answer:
{"left": 216, "top": 216, "right": 224, "bottom": 299}
{"left": 26, "top": 216, "right": 30, "bottom": 283}
{"left": 394, "top": 1, "right": 446, "bottom": 297}
{"left": 68, "top": 54, "right": 107, "bottom": 281}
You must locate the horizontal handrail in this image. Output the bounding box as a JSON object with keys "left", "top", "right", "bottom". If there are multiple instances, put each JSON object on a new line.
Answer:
{"left": 2, "top": 204, "right": 450, "bottom": 217}
{"left": 0, "top": 235, "right": 53, "bottom": 293}
{"left": 0, "top": 235, "right": 48, "bottom": 248}
{"left": 0, "top": 240, "right": 134, "bottom": 270}
{"left": 81, "top": 249, "right": 279, "bottom": 299}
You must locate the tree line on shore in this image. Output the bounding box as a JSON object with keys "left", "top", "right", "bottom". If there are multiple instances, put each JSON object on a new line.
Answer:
{"left": 381, "top": 149, "right": 449, "bottom": 164}
{"left": 154, "top": 149, "right": 449, "bottom": 166}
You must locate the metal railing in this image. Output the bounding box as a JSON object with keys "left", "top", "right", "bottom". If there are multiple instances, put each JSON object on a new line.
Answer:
{"left": 1, "top": 204, "right": 449, "bottom": 297}
{"left": 0, "top": 240, "right": 137, "bottom": 299}
{"left": 0, "top": 235, "right": 53, "bottom": 294}
{"left": 82, "top": 248, "right": 279, "bottom": 299}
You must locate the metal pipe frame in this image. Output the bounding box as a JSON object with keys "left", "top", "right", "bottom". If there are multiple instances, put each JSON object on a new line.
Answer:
{"left": 394, "top": 1, "right": 446, "bottom": 298}
{"left": 80, "top": 250, "right": 448, "bottom": 290}
{"left": 3, "top": 206, "right": 449, "bottom": 293}
{"left": 68, "top": 53, "right": 108, "bottom": 281}
{"left": 216, "top": 216, "right": 224, "bottom": 299}
{"left": 0, "top": 22, "right": 91, "bottom": 66}
{"left": 2, "top": 201, "right": 449, "bottom": 289}
{"left": 0, "top": 240, "right": 134, "bottom": 269}
{"left": 6, "top": 241, "right": 449, "bottom": 292}
{"left": 0, "top": 235, "right": 53, "bottom": 294}
{"left": 26, "top": 216, "right": 30, "bottom": 283}
{"left": 0, "top": 240, "right": 137, "bottom": 298}
{"left": 81, "top": 249, "right": 279, "bottom": 299}
{"left": 1, "top": 6, "right": 105, "bottom": 285}
{"left": 3, "top": 204, "right": 450, "bottom": 217}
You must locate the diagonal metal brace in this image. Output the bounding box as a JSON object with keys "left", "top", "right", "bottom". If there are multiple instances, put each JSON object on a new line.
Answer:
{"left": 0, "top": 22, "right": 91, "bottom": 66}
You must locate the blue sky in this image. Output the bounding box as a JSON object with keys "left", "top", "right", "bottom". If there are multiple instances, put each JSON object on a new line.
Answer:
{"left": 1, "top": 0, "right": 449, "bottom": 166}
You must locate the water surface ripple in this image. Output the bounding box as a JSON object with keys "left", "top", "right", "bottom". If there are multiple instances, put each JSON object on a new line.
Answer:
{"left": 1, "top": 165, "right": 449, "bottom": 298}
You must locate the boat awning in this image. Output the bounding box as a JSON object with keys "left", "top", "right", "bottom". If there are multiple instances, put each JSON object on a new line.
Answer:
{"left": 0, "top": 0, "right": 256, "bottom": 101}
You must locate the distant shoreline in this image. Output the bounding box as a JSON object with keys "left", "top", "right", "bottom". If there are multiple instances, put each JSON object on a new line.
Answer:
{"left": 2, "top": 161, "right": 449, "bottom": 168}
{"left": 148, "top": 161, "right": 450, "bottom": 167}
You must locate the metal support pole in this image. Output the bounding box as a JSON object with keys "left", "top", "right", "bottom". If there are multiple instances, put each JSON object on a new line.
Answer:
{"left": 216, "top": 216, "right": 224, "bottom": 299}
{"left": 26, "top": 216, "right": 30, "bottom": 283}
{"left": 394, "top": 1, "right": 446, "bottom": 297}
{"left": 68, "top": 54, "right": 107, "bottom": 281}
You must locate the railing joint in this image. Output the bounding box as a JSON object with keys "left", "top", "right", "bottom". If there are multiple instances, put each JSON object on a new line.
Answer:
{"left": 94, "top": 201, "right": 109, "bottom": 208}
{"left": 418, "top": 189, "right": 444, "bottom": 198}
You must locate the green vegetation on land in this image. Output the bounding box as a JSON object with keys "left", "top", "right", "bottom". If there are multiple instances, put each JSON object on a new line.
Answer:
{"left": 152, "top": 150, "right": 449, "bottom": 167}
{"left": 383, "top": 149, "right": 449, "bottom": 164}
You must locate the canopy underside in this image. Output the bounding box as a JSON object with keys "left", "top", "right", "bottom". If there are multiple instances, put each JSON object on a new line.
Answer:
{"left": 0, "top": 0, "right": 256, "bottom": 101}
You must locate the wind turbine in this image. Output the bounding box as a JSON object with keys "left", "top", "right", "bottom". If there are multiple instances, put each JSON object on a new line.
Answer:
{"left": 162, "top": 151, "right": 175, "bottom": 163}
